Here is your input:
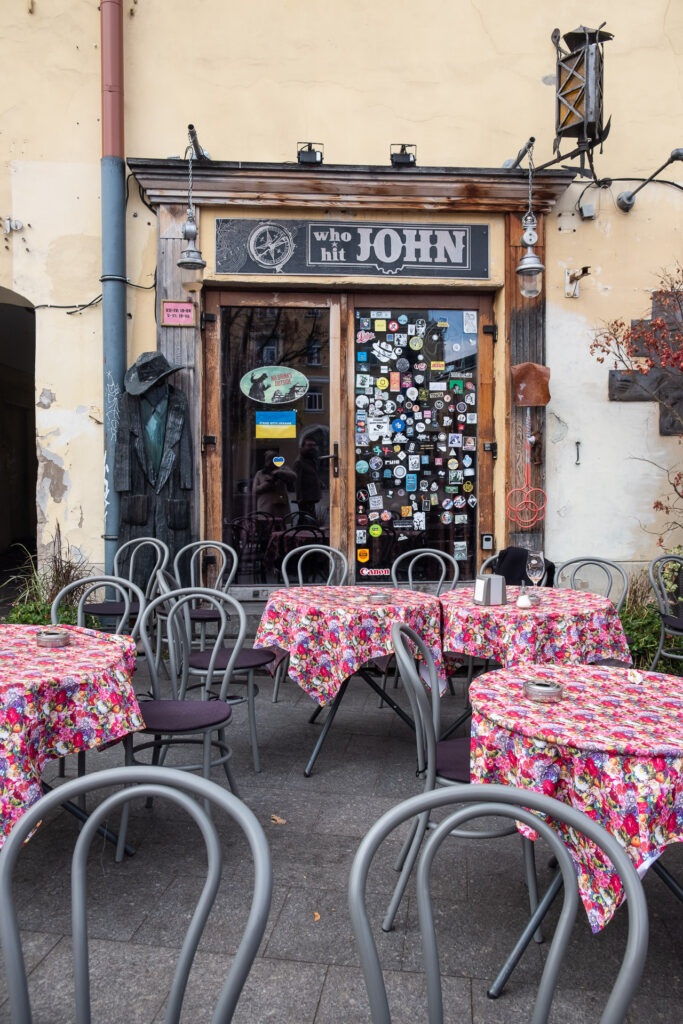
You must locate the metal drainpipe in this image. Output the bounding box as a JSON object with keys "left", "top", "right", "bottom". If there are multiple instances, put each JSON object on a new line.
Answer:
{"left": 100, "top": 0, "right": 126, "bottom": 575}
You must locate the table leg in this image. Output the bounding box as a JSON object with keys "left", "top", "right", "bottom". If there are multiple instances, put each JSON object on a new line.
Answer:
{"left": 357, "top": 669, "right": 415, "bottom": 730}
{"left": 304, "top": 678, "right": 350, "bottom": 777}
{"left": 653, "top": 861, "right": 683, "bottom": 903}
{"left": 41, "top": 781, "right": 136, "bottom": 857}
{"left": 487, "top": 871, "right": 563, "bottom": 1000}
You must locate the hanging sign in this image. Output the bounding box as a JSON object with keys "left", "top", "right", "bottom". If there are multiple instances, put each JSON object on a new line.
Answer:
{"left": 240, "top": 366, "right": 309, "bottom": 404}
{"left": 216, "top": 219, "right": 489, "bottom": 278}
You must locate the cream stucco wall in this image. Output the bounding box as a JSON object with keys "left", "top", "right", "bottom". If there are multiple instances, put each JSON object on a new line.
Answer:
{"left": 1, "top": 0, "right": 682, "bottom": 565}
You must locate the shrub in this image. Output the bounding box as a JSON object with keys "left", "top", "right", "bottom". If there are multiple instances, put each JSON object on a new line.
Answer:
{"left": 2, "top": 525, "right": 96, "bottom": 626}
{"left": 621, "top": 569, "right": 682, "bottom": 673}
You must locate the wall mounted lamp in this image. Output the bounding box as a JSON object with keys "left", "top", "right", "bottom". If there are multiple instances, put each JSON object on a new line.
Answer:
{"left": 617, "top": 149, "right": 683, "bottom": 211}
{"left": 177, "top": 125, "right": 207, "bottom": 294}
{"left": 515, "top": 145, "right": 544, "bottom": 299}
{"left": 298, "top": 142, "right": 324, "bottom": 165}
{"left": 390, "top": 143, "right": 417, "bottom": 167}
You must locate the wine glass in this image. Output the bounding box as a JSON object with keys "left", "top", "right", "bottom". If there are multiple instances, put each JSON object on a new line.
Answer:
{"left": 526, "top": 550, "right": 545, "bottom": 588}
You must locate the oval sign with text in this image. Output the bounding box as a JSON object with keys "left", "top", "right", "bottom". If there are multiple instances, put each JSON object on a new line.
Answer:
{"left": 239, "top": 366, "right": 309, "bottom": 405}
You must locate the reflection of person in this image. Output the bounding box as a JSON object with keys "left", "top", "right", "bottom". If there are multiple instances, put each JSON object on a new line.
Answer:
{"left": 248, "top": 371, "right": 269, "bottom": 401}
{"left": 252, "top": 450, "right": 295, "bottom": 518}
{"left": 294, "top": 438, "right": 322, "bottom": 518}
{"left": 114, "top": 351, "right": 192, "bottom": 584}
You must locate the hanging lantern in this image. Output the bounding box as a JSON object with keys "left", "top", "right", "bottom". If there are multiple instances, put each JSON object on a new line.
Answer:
{"left": 552, "top": 25, "right": 613, "bottom": 150}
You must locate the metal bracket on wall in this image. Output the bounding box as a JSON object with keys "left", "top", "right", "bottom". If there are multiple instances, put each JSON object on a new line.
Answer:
{"left": 482, "top": 324, "right": 498, "bottom": 343}
{"left": 201, "top": 435, "right": 217, "bottom": 453}
{"left": 483, "top": 441, "right": 498, "bottom": 459}
{"left": 200, "top": 312, "right": 217, "bottom": 330}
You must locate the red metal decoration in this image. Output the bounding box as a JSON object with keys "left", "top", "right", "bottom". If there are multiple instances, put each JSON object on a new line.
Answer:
{"left": 506, "top": 409, "right": 547, "bottom": 528}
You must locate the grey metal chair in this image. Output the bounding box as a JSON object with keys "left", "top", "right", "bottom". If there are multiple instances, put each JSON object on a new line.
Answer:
{"left": 0, "top": 765, "right": 272, "bottom": 1024}
{"left": 51, "top": 575, "right": 147, "bottom": 637}
{"left": 349, "top": 783, "right": 648, "bottom": 1024}
{"left": 555, "top": 557, "right": 629, "bottom": 615}
{"left": 390, "top": 548, "right": 459, "bottom": 594}
{"left": 480, "top": 547, "right": 550, "bottom": 586}
{"left": 81, "top": 537, "right": 168, "bottom": 621}
{"left": 648, "top": 553, "right": 683, "bottom": 670}
{"left": 172, "top": 542, "right": 239, "bottom": 650}
{"left": 116, "top": 588, "right": 248, "bottom": 856}
{"left": 381, "top": 623, "right": 523, "bottom": 934}
{"left": 271, "top": 544, "right": 348, "bottom": 703}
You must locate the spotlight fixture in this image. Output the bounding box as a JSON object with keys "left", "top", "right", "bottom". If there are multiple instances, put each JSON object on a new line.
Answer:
{"left": 617, "top": 149, "right": 683, "bottom": 211}
{"left": 297, "top": 142, "right": 324, "bottom": 165}
{"left": 177, "top": 125, "right": 207, "bottom": 294}
{"left": 515, "top": 144, "right": 544, "bottom": 299}
{"left": 390, "top": 143, "right": 417, "bottom": 167}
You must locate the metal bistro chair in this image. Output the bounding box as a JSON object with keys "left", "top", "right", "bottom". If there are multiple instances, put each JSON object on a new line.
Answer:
{"left": 377, "top": 549, "right": 460, "bottom": 707}
{"left": 271, "top": 544, "right": 349, "bottom": 704}
{"left": 115, "top": 588, "right": 248, "bottom": 858}
{"left": 51, "top": 576, "right": 147, "bottom": 637}
{"left": 555, "top": 557, "right": 629, "bottom": 614}
{"left": 381, "top": 623, "right": 526, "bottom": 935}
{"left": 349, "top": 784, "right": 648, "bottom": 1024}
{"left": 648, "top": 553, "right": 683, "bottom": 671}
{"left": 173, "top": 541, "right": 239, "bottom": 649}
{"left": 0, "top": 766, "right": 272, "bottom": 1024}
{"left": 82, "top": 537, "right": 168, "bottom": 623}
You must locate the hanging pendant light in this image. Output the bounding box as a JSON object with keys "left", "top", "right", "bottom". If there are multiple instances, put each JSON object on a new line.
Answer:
{"left": 516, "top": 145, "right": 544, "bottom": 299}
{"left": 177, "top": 131, "right": 206, "bottom": 294}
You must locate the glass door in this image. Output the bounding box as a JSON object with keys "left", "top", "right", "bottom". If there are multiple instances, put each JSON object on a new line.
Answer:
{"left": 202, "top": 292, "right": 343, "bottom": 589}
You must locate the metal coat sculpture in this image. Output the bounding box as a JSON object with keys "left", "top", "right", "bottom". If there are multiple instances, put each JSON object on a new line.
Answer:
{"left": 114, "top": 352, "right": 192, "bottom": 581}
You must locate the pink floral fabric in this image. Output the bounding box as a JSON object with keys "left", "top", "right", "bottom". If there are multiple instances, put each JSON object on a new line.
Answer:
{"left": 0, "top": 624, "right": 143, "bottom": 845}
{"left": 441, "top": 585, "right": 632, "bottom": 666}
{"left": 470, "top": 663, "right": 683, "bottom": 930}
{"left": 254, "top": 585, "right": 444, "bottom": 705}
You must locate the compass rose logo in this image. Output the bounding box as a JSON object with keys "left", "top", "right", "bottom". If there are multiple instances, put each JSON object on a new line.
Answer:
{"left": 247, "top": 221, "right": 295, "bottom": 271}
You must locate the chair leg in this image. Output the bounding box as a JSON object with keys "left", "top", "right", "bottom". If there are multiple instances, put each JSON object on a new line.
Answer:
{"left": 521, "top": 836, "right": 544, "bottom": 944}
{"left": 202, "top": 732, "right": 213, "bottom": 813}
{"left": 376, "top": 657, "right": 395, "bottom": 709}
{"left": 382, "top": 810, "right": 430, "bottom": 932}
{"left": 58, "top": 757, "right": 65, "bottom": 778}
{"left": 115, "top": 736, "right": 134, "bottom": 863}
{"left": 144, "top": 736, "right": 162, "bottom": 808}
{"left": 247, "top": 669, "right": 261, "bottom": 773}
{"left": 650, "top": 627, "right": 666, "bottom": 671}
{"left": 77, "top": 751, "right": 87, "bottom": 811}
{"left": 218, "top": 727, "right": 240, "bottom": 798}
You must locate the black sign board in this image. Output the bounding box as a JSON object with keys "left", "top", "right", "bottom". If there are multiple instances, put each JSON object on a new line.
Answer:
{"left": 215, "top": 219, "right": 489, "bottom": 278}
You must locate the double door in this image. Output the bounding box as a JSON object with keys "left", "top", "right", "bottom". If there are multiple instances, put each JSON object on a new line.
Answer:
{"left": 202, "top": 290, "right": 494, "bottom": 588}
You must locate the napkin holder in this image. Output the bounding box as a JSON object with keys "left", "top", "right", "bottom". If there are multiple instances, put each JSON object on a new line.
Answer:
{"left": 36, "top": 629, "right": 71, "bottom": 649}
{"left": 473, "top": 574, "right": 507, "bottom": 606}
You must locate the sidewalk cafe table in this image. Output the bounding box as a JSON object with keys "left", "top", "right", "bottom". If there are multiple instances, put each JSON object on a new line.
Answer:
{"left": 254, "top": 585, "right": 444, "bottom": 774}
{"left": 0, "top": 624, "right": 143, "bottom": 846}
{"left": 441, "top": 586, "right": 632, "bottom": 667}
{"left": 470, "top": 662, "right": 683, "bottom": 931}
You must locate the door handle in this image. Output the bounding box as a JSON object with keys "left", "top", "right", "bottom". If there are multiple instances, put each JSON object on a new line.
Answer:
{"left": 318, "top": 442, "right": 339, "bottom": 477}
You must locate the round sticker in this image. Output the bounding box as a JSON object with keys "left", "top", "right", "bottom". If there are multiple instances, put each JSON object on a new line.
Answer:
{"left": 388, "top": 320, "right": 399, "bottom": 332}
{"left": 376, "top": 377, "right": 389, "bottom": 390}
{"left": 397, "top": 488, "right": 405, "bottom": 496}
{"left": 398, "top": 314, "right": 408, "bottom": 325}
{"left": 409, "top": 337, "right": 423, "bottom": 351}
{"left": 448, "top": 458, "right": 458, "bottom": 469}
{"left": 369, "top": 456, "right": 383, "bottom": 470}
{"left": 440, "top": 511, "right": 453, "bottom": 524}
{"left": 391, "top": 418, "right": 405, "bottom": 432}
{"left": 394, "top": 465, "right": 407, "bottom": 478}
{"left": 442, "top": 498, "right": 453, "bottom": 510}
{"left": 384, "top": 400, "right": 396, "bottom": 414}
{"left": 272, "top": 456, "right": 285, "bottom": 468}
{"left": 456, "top": 402, "right": 467, "bottom": 413}
{"left": 406, "top": 387, "right": 418, "bottom": 400}
{"left": 357, "top": 515, "right": 368, "bottom": 526}
{"left": 434, "top": 399, "right": 444, "bottom": 409}
{"left": 356, "top": 395, "right": 370, "bottom": 408}
{"left": 396, "top": 357, "right": 410, "bottom": 372}
{"left": 369, "top": 523, "right": 382, "bottom": 537}
{"left": 466, "top": 382, "right": 475, "bottom": 390}
{"left": 463, "top": 481, "right": 474, "bottom": 492}
{"left": 380, "top": 509, "right": 392, "bottom": 521}
{"left": 416, "top": 422, "right": 426, "bottom": 432}
{"left": 454, "top": 495, "right": 467, "bottom": 508}
{"left": 356, "top": 489, "right": 368, "bottom": 503}
{"left": 357, "top": 548, "right": 369, "bottom": 562}
{"left": 356, "top": 460, "right": 369, "bottom": 474}
{"left": 438, "top": 432, "right": 447, "bottom": 441}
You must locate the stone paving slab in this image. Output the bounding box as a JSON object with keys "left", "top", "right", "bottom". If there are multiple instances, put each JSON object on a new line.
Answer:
{"left": 1, "top": 660, "right": 681, "bottom": 1023}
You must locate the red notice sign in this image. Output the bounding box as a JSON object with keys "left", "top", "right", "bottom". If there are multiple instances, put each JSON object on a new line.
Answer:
{"left": 161, "top": 301, "right": 196, "bottom": 326}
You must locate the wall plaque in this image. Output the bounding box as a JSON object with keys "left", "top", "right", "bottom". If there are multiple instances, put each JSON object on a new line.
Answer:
{"left": 161, "top": 300, "right": 196, "bottom": 326}
{"left": 215, "top": 219, "right": 489, "bottom": 278}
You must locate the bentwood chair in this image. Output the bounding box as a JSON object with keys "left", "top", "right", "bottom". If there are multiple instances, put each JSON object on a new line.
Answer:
{"left": 555, "top": 557, "right": 629, "bottom": 614}
{"left": 82, "top": 537, "right": 168, "bottom": 622}
{"left": 381, "top": 623, "right": 521, "bottom": 934}
{"left": 481, "top": 546, "right": 552, "bottom": 586}
{"left": 349, "top": 784, "right": 648, "bottom": 1024}
{"left": 271, "top": 544, "right": 348, "bottom": 703}
{"left": 115, "top": 588, "right": 247, "bottom": 856}
{"left": 51, "top": 576, "right": 146, "bottom": 636}
{"left": 172, "top": 541, "right": 239, "bottom": 649}
{"left": 648, "top": 553, "right": 683, "bottom": 670}
{"left": 0, "top": 766, "right": 272, "bottom": 1024}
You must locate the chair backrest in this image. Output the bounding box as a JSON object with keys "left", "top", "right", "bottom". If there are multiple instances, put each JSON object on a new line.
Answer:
{"left": 282, "top": 510, "right": 318, "bottom": 529}
{"left": 649, "top": 554, "right": 683, "bottom": 619}
{"left": 281, "top": 544, "right": 348, "bottom": 586}
{"left": 556, "top": 557, "right": 629, "bottom": 614}
{"left": 113, "top": 537, "right": 170, "bottom": 599}
{"left": 391, "top": 549, "right": 459, "bottom": 596}
{"left": 0, "top": 765, "right": 272, "bottom": 1024}
{"left": 348, "top": 784, "right": 648, "bottom": 1024}
{"left": 139, "top": 588, "right": 247, "bottom": 701}
{"left": 391, "top": 623, "right": 442, "bottom": 784}
{"left": 480, "top": 546, "right": 552, "bottom": 586}
{"left": 51, "top": 576, "right": 147, "bottom": 637}
{"left": 173, "top": 541, "right": 238, "bottom": 592}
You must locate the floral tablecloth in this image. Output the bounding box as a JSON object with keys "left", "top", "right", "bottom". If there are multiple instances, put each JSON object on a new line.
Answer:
{"left": 254, "top": 585, "right": 444, "bottom": 705}
{"left": 0, "top": 624, "right": 143, "bottom": 845}
{"left": 441, "top": 585, "right": 632, "bottom": 667}
{"left": 470, "top": 662, "right": 683, "bottom": 930}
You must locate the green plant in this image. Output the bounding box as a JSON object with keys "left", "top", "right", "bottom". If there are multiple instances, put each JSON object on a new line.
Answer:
{"left": 2, "top": 524, "right": 96, "bottom": 626}
{"left": 620, "top": 569, "right": 682, "bottom": 674}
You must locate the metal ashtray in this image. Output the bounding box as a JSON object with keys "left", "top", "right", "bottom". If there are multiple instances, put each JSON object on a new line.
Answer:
{"left": 36, "top": 629, "right": 71, "bottom": 649}
{"left": 523, "top": 678, "right": 563, "bottom": 703}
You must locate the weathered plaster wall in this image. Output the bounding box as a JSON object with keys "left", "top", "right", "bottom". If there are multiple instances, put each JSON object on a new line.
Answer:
{"left": 1, "top": 0, "right": 681, "bottom": 565}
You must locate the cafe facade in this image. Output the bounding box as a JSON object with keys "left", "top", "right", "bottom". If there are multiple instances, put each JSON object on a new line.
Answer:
{"left": 1, "top": 1, "right": 681, "bottom": 584}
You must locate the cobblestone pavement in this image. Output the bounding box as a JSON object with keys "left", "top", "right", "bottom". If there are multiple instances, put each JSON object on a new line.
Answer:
{"left": 2, "top": 658, "right": 681, "bottom": 1022}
